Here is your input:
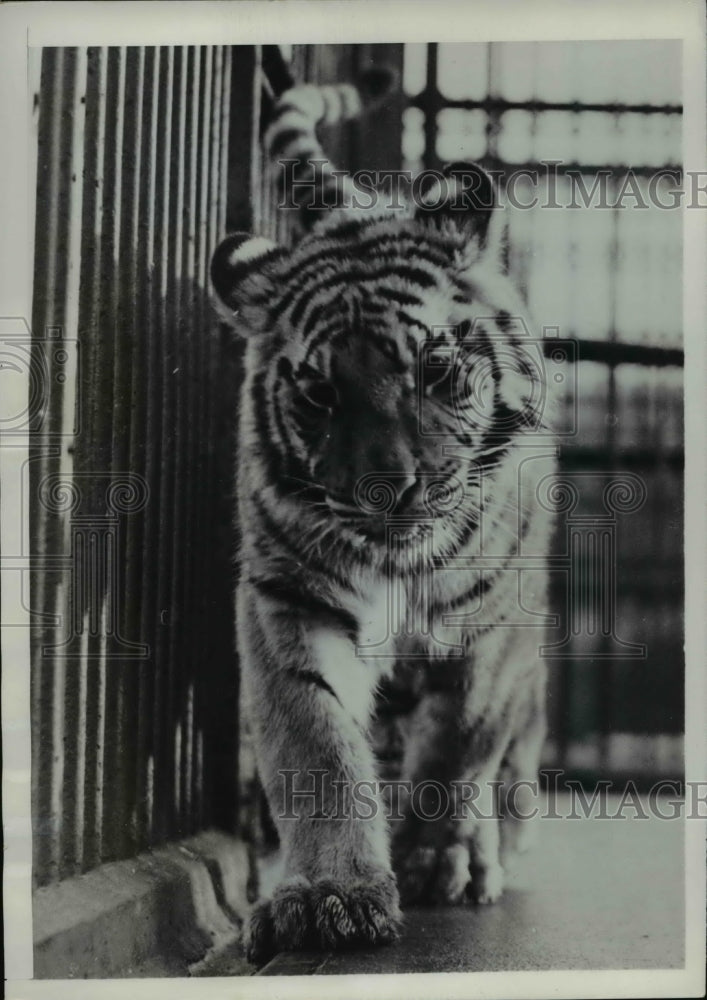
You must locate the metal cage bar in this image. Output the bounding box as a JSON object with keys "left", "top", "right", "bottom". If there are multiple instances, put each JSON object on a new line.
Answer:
{"left": 30, "top": 45, "right": 246, "bottom": 888}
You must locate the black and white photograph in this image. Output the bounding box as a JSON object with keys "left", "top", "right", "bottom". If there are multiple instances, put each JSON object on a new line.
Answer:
{"left": 1, "top": 2, "right": 705, "bottom": 998}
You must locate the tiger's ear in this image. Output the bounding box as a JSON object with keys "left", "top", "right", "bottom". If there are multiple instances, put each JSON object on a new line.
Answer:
{"left": 415, "top": 162, "right": 496, "bottom": 248}
{"left": 210, "top": 232, "right": 284, "bottom": 315}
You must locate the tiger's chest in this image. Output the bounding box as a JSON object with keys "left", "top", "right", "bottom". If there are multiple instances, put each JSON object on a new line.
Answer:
{"left": 331, "top": 564, "right": 483, "bottom": 664}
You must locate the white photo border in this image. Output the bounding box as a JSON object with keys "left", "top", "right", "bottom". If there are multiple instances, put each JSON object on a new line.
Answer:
{"left": 1, "top": 2, "right": 705, "bottom": 998}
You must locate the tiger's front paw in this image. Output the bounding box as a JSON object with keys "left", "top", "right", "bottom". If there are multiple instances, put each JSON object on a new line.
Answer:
{"left": 394, "top": 841, "right": 506, "bottom": 907}
{"left": 395, "top": 842, "right": 471, "bottom": 905}
{"left": 244, "top": 873, "right": 401, "bottom": 966}
{"left": 469, "top": 860, "right": 504, "bottom": 904}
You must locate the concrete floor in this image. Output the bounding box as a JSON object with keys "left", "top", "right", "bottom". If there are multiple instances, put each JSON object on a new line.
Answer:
{"left": 198, "top": 794, "right": 685, "bottom": 976}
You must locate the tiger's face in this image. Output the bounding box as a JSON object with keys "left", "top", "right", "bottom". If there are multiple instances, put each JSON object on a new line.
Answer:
{"left": 272, "top": 269, "right": 477, "bottom": 529}
{"left": 212, "top": 169, "right": 541, "bottom": 538}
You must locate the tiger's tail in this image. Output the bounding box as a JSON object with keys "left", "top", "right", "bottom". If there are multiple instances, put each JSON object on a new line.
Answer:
{"left": 264, "top": 68, "right": 396, "bottom": 228}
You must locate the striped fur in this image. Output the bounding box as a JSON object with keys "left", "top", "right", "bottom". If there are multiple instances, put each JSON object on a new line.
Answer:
{"left": 211, "top": 72, "right": 555, "bottom": 964}
{"left": 263, "top": 68, "right": 394, "bottom": 226}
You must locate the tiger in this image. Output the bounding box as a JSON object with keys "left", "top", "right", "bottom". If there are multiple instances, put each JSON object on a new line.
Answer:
{"left": 210, "top": 68, "right": 555, "bottom": 966}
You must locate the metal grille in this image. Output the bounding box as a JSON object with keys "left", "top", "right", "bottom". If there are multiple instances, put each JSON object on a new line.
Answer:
{"left": 29, "top": 45, "right": 247, "bottom": 887}
{"left": 404, "top": 41, "right": 684, "bottom": 778}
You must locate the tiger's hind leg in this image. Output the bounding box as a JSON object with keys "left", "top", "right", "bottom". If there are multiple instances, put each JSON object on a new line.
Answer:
{"left": 497, "top": 664, "right": 548, "bottom": 870}
{"left": 391, "top": 651, "right": 547, "bottom": 907}
{"left": 390, "top": 679, "right": 511, "bottom": 908}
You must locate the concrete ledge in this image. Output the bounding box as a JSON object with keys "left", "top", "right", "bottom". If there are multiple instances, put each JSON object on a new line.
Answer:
{"left": 33, "top": 830, "right": 253, "bottom": 978}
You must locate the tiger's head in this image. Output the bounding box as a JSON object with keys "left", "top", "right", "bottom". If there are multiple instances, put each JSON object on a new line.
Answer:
{"left": 211, "top": 163, "right": 543, "bottom": 540}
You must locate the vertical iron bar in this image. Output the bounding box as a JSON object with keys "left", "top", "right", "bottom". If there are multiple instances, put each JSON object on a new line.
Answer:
{"left": 167, "top": 44, "right": 188, "bottom": 835}
{"left": 76, "top": 46, "right": 110, "bottom": 872}
{"left": 54, "top": 46, "right": 88, "bottom": 880}
{"left": 422, "top": 43, "right": 439, "bottom": 172}
{"left": 183, "top": 45, "right": 202, "bottom": 834}
{"left": 597, "top": 173, "right": 621, "bottom": 773}
{"left": 119, "top": 45, "right": 148, "bottom": 858}
{"left": 99, "top": 46, "right": 129, "bottom": 863}
{"left": 151, "top": 45, "right": 176, "bottom": 845}
{"left": 194, "top": 45, "right": 214, "bottom": 830}
{"left": 135, "top": 45, "right": 160, "bottom": 850}
{"left": 29, "top": 46, "right": 70, "bottom": 888}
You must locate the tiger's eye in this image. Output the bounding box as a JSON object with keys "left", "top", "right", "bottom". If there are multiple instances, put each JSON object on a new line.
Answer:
{"left": 299, "top": 380, "right": 338, "bottom": 411}
{"left": 424, "top": 350, "right": 456, "bottom": 394}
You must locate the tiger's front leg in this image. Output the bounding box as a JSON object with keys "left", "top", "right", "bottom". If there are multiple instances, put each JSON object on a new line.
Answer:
{"left": 238, "top": 582, "right": 401, "bottom": 964}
